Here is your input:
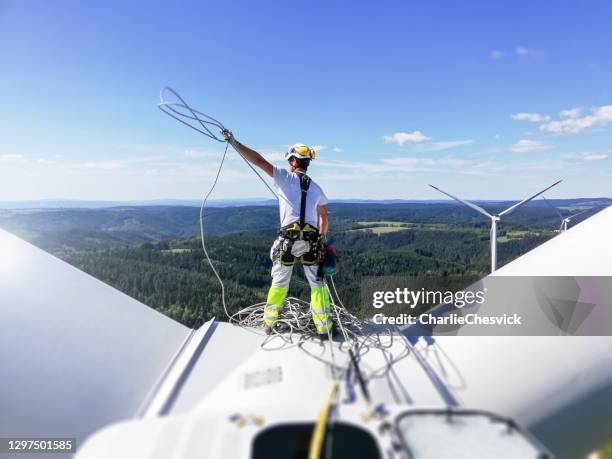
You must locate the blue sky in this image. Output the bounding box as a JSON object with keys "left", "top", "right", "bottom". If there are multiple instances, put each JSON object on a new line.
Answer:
{"left": 1, "top": 0, "right": 611, "bottom": 201}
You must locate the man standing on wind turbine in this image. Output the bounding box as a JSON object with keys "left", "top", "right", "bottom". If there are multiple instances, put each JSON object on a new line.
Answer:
{"left": 430, "top": 180, "right": 562, "bottom": 272}
{"left": 221, "top": 130, "right": 334, "bottom": 338}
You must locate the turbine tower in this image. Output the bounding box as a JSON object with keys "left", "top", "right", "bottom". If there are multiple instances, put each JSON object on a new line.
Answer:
{"left": 429, "top": 180, "right": 562, "bottom": 272}
{"left": 542, "top": 196, "right": 591, "bottom": 232}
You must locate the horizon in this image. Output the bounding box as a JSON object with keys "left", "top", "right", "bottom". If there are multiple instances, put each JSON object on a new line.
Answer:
{"left": 1, "top": 1, "right": 611, "bottom": 201}
{"left": 0, "top": 195, "right": 609, "bottom": 210}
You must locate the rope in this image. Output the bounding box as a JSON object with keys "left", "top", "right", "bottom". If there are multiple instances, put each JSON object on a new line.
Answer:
{"left": 158, "top": 87, "right": 227, "bottom": 142}
{"left": 198, "top": 141, "right": 231, "bottom": 319}
{"left": 230, "top": 296, "right": 363, "bottom": 339}
{"left": 159, "top": 86, "right": 290, "bottom": 205}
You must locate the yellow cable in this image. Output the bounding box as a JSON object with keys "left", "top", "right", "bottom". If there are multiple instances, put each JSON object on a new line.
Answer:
{"left": 309, "top": 383, "right": 338, "bottom": 459}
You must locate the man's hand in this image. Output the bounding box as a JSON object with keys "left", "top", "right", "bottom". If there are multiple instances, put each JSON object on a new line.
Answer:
{"left": 221, "top": 129, "right": 235, "bottom": 145}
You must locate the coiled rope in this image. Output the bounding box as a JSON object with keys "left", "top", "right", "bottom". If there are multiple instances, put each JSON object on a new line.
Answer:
{"left": 159, "top": 87, "right": 286, "bottom": 204}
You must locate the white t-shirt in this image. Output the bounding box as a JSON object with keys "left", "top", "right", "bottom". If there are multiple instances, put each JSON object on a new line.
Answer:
{"left": 273, "top": 166, "right": 328, "bottom": 228}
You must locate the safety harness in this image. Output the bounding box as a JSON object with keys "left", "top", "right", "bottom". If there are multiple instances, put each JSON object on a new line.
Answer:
{"left": 279, "top": 172, "right": 319, "bottom": 241}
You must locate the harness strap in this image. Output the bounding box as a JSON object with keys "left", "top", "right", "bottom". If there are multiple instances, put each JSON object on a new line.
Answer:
{"left": 297, "top": 172, "right": 311, "bottom": 235}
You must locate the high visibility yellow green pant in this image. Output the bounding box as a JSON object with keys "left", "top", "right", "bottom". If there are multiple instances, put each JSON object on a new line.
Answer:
{"left": 263, "top": 262, "right": 333, "bottom": 334}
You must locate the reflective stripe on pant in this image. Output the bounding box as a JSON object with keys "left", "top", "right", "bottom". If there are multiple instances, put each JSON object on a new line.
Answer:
{"left": 264, "top": 263, "right": 292, "bottom": 326}
{"left": 310, "top": 286, "right": 332, "bottom": 334}
{"left": 263, "top": 286, "right": 288, "bottom": 326}
{"left": 303, "top": 264, "right": 332, "bottom": 334}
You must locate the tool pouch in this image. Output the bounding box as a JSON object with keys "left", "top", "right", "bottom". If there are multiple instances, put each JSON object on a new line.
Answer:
{"left": 318, "top": 244, "right": 339, "bottom": 277}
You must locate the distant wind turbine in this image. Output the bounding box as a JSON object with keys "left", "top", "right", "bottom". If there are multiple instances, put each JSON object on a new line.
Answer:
{"left": 429, "top": 180, "right": 563, "bottom": 272}
{"left": 541, "top": 196, "right": 591, "bottom": 233}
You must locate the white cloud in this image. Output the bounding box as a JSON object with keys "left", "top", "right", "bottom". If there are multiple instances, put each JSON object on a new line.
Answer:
{"left": 383, "top": 131, "right": 472, "bottom": 151}
{"left": 382, "top": 157, "right": 469, "bottom": 169}
{"left": 515, "top": 46, "right": 538, "bottom": 56}
{"left": 511, "top": 104, "right": 612, "bottom": 135}
{"left": 583, "top": 153, "right": 609, "bottom": 161}
{"left": 317, "top": 156, "right": 473, "bottom": 177}
{"left": 540, "top": 104, "right": 612, "bottom": 134}
{"left": 510, "top": 139, "right": 553, "bottom": 153}
{"left": 80, "top": 160, "right": 123, "bottom": 170}
{"left": 420, "top": 140, "right": 474, "bottom": 151}
{"left": 317, "top": 155, "right": 495, "bottom": 181}
{"left": 184, "top": 149, "right": 216, "bottom": 158}
{"left": 383, "top": 131, "right": 431, "bottom": 146}
{"left": 284, "top": 145, "right": 342, "bottom": 154}
{"left": 491, "top": 47, "right": 541, "bottom": 59}
{"left": 511, "top": 112, "right": 550, "bottom": 122}
{"left": 0, "top": 154, "right": 25, "bottom": 162}
{"left": 560, "top": 107, "right": 582, "bottom": 118}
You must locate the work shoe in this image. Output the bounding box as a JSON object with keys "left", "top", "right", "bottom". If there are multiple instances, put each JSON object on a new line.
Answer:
{"left": 264, "top": 324, "right": 273, "bottom": 335}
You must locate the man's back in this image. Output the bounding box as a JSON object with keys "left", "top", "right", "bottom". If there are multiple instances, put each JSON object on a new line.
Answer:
{"left": 273, "top": 166, "right": 328, "bottom": 229}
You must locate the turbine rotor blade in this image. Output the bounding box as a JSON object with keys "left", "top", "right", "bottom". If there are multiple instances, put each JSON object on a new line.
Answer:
{"left": 498, "top": 180, "right": 563, "bottom": 217}
{"left": 569, "top": 208, "right": 591, "bottom": 219}
{"left": 429, "top": 185, "right": 493, "bottom": 219}
{"left": 541, "top": 196, "right": 565, "bottom": 220}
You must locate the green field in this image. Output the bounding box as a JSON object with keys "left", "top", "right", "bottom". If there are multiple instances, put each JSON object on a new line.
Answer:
{"left": 161, "top": 248, "right": 194, "bottom": 254}
{"left": 354, "top": 220, "right": 460, "bottom": 235}
{"left": 497, "top": 230, "right": 547, "bottom": 242}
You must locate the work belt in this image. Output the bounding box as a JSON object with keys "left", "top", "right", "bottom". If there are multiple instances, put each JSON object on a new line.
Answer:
{"left": 279, "top": 222, "right": 320, "bottom": 241}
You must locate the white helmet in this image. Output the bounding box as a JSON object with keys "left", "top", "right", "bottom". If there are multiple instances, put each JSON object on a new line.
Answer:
{"left": 285, "top": 143, "right": 316, "bottom": 161}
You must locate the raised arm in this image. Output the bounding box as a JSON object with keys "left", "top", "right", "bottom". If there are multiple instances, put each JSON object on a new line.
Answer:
{"left": 222, "top": 130, "right": 273, "bottom": 178}
{"left": 317, "top": 205, "right": 329, "bottom": 237}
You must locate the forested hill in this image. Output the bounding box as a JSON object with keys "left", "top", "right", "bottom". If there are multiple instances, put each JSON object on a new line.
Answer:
{"left": 1, "top": 201, "right": 605, "bottom": 328}
{"left": 59, "top": 225, "right": 553, "bottom": 327}
{"left": 0, "top": 199, "right": 606, "bottom": 252}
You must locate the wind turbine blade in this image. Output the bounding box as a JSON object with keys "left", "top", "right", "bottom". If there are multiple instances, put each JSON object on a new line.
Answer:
{"left": 541, "top": 196, "right": 565, "bottom": 220}
{"left": 559, "top": 221, "right": 564, "bottom": 232}
{"left": 569, "top": 208, "right": 591, "bottom": 219}
{"left": 429, "top": 185, "right": 493, "bottom": 218}
{"left": 498, "top": 180, "right": 563, "bottom": 217}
